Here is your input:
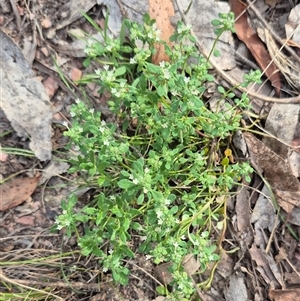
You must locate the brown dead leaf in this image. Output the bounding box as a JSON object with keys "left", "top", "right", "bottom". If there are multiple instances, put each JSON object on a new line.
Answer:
{"left": 229, "top": 0, "right": 281, "bottom": 95}
{"left": 249, "top": 245, "right": 280, "bottom": 287}
{"left": 0, "top": 174, "right": 40, "bottom": 211}
{"left": 269, "top": 288, "right": 300, "bottom": 301}
{"left": 43, "top": 76, "right": 59, "bottom": 98}
{"left": 70, "top": 67, "right": 82, "bottom": 82}
{"left": 154, "top": 262, "right": 173, "bottom": 285}
{"left": 149, "top": 0, "right": 175, "bottom": 64}
{"left": 274, "top": 189, "right": 300, "bottom": 214}
{"left": 243, "top": 132, "right": 299, "bottom": 191}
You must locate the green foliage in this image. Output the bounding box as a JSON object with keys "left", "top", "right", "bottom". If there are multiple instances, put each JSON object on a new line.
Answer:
{"left": 55, "top": 13, "right": 256, "bottom": 300}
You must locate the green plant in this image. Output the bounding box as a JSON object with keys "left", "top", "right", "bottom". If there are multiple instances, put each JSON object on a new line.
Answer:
{"left": 55, "top": 13, "right": 258, "bottom": 300}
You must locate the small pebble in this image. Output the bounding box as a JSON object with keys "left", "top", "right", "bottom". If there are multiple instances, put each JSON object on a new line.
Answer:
{"left": 41, "top": 18, "right": 52, "bottom": 28}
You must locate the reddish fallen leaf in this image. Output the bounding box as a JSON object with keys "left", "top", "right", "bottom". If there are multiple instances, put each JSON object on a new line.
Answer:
{"left": 15, "top": 216, "right": 35, "bottom": 226}
{"left": 149, "top": 0, "right": 175, "bottom": 64}
{"left": 229, "top": 0, "right": 281, "bottom": 95}
{"left": 0, "top": 174, "right": 41, "bottom": 211}
{"left": 70, "top": 67, "right": 82, "bottom": 82}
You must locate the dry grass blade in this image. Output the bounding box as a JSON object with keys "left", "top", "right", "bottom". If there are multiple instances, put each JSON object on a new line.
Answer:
{"left": 265, "top": 29, "right": 300, "bottom": 91}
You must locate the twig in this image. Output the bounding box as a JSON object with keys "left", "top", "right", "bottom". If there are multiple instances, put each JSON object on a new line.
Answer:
{"left": 9, "top": 0, "right": 21, "bottom": 30}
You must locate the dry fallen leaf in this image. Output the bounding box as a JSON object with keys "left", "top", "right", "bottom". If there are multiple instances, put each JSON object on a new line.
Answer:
{"left": 70, "top": 67, "right": 82, "bottom": 82}
{"left": 269, "top": 288, "right": 300, "bottom": 301}
{"left": 243, "top": 132, "right": 299, "bottom": 191}
{"left": 0, "top": 174, "right": 41, "bottom": 211}
{"left": 43, "top": 76, "right": 59, "bottom": 98}
{"left": 229, "top": 0, "right": 281, "bottom": 95}
{"left": 148, "top": 0, "right": 175, "bottom": 64}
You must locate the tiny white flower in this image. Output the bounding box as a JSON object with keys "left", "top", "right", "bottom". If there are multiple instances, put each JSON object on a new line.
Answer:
{"left": 89, "top": 108, "right": 94, "bottom": 114}
{"left": 163, "top": 70, "right": 170, "bottom": 79}
{"left": 157, "top": 219, "right": 163, "bottom": 225}
{"left": 103, "top": 267, "right": 108, "bottom": 272}
{"left": 143, "top": 188, "right": 148, "bottom": 194}
{"left": 111, "top": 88, "right": 117, "bottom": 95}
{"left": 174, "top": 242, "right": 179, "bottom": 248}
{"left": 164, "top": 198, "right": 171, "bottom": 205}
{"left": 140, "top": 236, "right": 147, "bottom": 241}
{"left": 108, "top": 249, "right": 113, "bottom": 254}
{"left": 184, "top": 76, "right": 190, "bottom": 83}
{"left": 132, "top": 178, "right": 139, "bottom": 185}
{"left": 101, "top": 120, "right": 106, "bottom": 126}
{"left": 56, "top": 224, "right": 63, "bottom": 230}
{"left": 120, "top": 81, "right": 126, "bottom": 88}
{"left": 62, "top": 121, "right": 68, "bottom": 127}
{"left": 145, "top": 255, "right": 152, "bottom": 260}
{"left": 95, "top": 69, "right": 102, "bottom": 75}
{"left": 159, "top": 61, "right": 165, "bottom": 68}
{"left": 156, "top": 210, "right": 163, "bottom": 218}
{"left": 155, "top": 30, "right": 161, "bottom": 41}
{"left": 144, "top": 167, "right": 150, "bottom": 173}
{"left": 130, "top": 57, "right": 136, "bottom": 64}
{"left": 103, "top": 140, "right": 110, "bottom": 146}
{"left": 147, "top": 32, "right": 154, "bottom": 39}
{"left": 103, "top": 65, "right": 109, "bottom": 71}
{"left": 62, "top": 210, "right": 67, "bottom": 215}
{"left": 99, "top": 126, "right": 105, "bottom": 133}
{"left": 129, "top": 174, "right": 134, "bottom": 180}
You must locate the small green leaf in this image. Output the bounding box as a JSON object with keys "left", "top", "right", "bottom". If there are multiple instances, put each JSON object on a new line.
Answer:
{"left": 118, "top": 179, "right": 134, "bottom": 189}
{"left": 156, "top": 285, "right": 169, "bottom": 295}
{"left": 217, "top": 86, "right": 226, "bottom": 94}
{"left": 137, "top": 194, "right": 144, "bottom": 205}
{"left": 114, "top": 66, "right": 126, "bottom": 77}
{"left": 213, "top": 49, "right": 221, "bottom": 57}
{"left": 211, "top": 19, "right": 222, "bottom": 26}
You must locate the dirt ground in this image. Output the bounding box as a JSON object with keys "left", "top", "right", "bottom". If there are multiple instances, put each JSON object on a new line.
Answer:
{"left": 1, "top": 1, "right": 300, "bottom": 301}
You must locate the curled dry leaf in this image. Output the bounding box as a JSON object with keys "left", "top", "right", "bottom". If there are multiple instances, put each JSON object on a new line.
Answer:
{"left": 148, "top": 0, "right": 175, "bottom": 64}
{"left": 0, "top": 174, "right": 41, "bottom": 211}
